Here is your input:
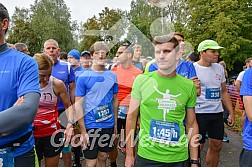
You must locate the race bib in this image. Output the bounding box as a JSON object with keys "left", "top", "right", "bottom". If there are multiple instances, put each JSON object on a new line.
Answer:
{"left": 205, "top": 87, "right": 221, "bottom": 100}
{"left": 149, "top": 120, "right": 180, "bottom": 144}
{"left": 118, "top": 106, "right": 128, "bottom": 119}
{"left": 94, "top": 104, "right": 112, "bottom": 122}
{"left": 0, "top": 147, "right": 14, "bottom": 167}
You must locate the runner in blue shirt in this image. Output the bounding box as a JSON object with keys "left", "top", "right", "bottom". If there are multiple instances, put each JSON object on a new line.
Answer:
{"left": 0, "top": 3, "right": 40, "bottom": 166}
{"left": 75, "top": 41, "right": 118, "bottom": 167}
{"left": 240, "top": 67, "right": 252, "bottom": 167}
{"left": 43, "top": 39, "right": 75, "bottom": 167}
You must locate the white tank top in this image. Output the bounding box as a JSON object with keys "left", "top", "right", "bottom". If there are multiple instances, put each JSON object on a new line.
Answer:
{"left": 34, "top": 76, "right": 59, "bottom": 137}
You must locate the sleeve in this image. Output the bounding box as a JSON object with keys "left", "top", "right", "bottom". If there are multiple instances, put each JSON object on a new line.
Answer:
{"left": 188, "top": 62, "right": 197, "bottom": 79}
{"left": 75, "top": 75, "right": 87, "bottom": 97}
{"left": 68, "top": 65, "right": 75, "bottom": 83}
{"left": 131, "top": 75, "right": 142, "bottom": 100}
{"left": 18, "top": 57, "right": 40, "bottom": 96}
{"left": 186, "top": 83, "right": 197, "bottom": 108}
{"left": 240, "top": 69, "right": 252, "bottom": 96}
{"left": 236, "top": 71, "right": 244, "bottom": 81}
{"left": 220, "top": 64, "right": 226, "bottom": 83}
{"left": 0, "top": 92, "right": 40, "bottom": 133}
{"left": 148, "top": 62, "right": 158, "bottom": 72}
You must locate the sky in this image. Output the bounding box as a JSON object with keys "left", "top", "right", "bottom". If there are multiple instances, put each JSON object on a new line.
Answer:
{"left": 1, "top": 0, "right": 132, "bottom": 23}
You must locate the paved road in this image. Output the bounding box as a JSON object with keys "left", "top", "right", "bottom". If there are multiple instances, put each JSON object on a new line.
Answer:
{"left": 48, "top": 128, "right": 243, "bottom": 167}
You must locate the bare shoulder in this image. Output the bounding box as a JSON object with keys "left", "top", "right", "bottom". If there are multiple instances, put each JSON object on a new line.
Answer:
{"left": 53, "top": 78, "right": 66, "bottom": 95}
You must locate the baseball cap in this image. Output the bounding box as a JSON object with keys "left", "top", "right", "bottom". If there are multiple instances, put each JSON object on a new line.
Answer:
{"left": 197, "top": 40, "right": 223, "bottom": 52}
{"left": 68, "top": 49, "right": 80, "bottom": 60}
{"left": 81, "top": 50, "right": 90, "bottom": 56}
{"left": 146, "top": 56, "right": 153, "bottom": 60}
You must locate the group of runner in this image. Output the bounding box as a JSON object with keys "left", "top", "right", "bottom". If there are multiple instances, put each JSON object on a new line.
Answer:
{"left": 1, "top": 2, "right": 252, "bottom": 167}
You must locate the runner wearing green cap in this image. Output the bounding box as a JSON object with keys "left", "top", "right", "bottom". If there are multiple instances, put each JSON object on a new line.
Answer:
{"left": 194, "top": 39, "right": 235, "bottom": 167}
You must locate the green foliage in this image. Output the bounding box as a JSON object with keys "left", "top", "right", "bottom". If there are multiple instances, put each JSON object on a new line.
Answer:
{"left": 79, "top": 7, "right": 124, "bottom": 57}
{"left": 7, "top": 0, "right": 76, "bottom": 54}
{"left": 186, "top": 0, "right": 252, "bottom": 71}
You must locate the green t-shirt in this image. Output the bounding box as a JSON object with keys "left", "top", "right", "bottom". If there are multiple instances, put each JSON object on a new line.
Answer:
{"left": 132, "top": 71, "right": 196, "bottom": 163}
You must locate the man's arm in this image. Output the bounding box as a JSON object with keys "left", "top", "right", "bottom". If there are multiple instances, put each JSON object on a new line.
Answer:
{"left": 0, "top": 92, "right": 40, "bottom": 134}
{"left": 235, "top": 80, "right": 242, "bottom": 93}
{"left": 69, "top": 82, "right": 76, "bottom": 105}
{"left": 75, "top": 96, "right": 88, "bottom": 148}
{"left": 54, "top": 78, "right": 73, "bottom": 127}
{"left": 221, "top": 82, "right": 235, "bottom": 126}
{"left": 243, "top": 96, "right": 252, "bottom": 122}
{"left": 190, "top": 76, "right": 201, "bottom": 96}
{"left": 125, "top": 98, "right": 140, "bottom": 167}
{"left": 186, "top": 107, "right": 199, "bottom": 165}
{"left": 113, "top": 94, "right": 118, "bottom": 135}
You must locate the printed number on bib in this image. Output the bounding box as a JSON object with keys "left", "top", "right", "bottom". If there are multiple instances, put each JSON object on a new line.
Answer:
{"left": 94, "top": 104, "right": 112, "bottom": 122}
{"left": 0, "top": 147, "right": 14, "bottom": 167}
{"left": 205, "top": 88, "right": 221, "bottom": 100}
{"left": 118, "top": 106, "right": 127, "bottom": 119}
{"left": 149, "top": 119, "right": 180, "bottom": 144}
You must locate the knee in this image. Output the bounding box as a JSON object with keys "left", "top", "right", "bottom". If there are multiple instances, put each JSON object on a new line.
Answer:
{"left": 209, "top": 141, "right": 222, "bottom": 152}
{"left": 98, "top": 152, "right": 108, "bottom": 161}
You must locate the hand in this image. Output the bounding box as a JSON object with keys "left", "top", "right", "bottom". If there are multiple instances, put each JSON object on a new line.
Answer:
{"left": 125, "top": 155, "right": 135, "bottom": 167}
{"left": 190, "top": 77, "right": 201, "bottom": 87}
{"left": 80, "top": 131, "right": 89, "bottom": 150}
{"left": 227, "top": 114, "right": 235, "bottom": 127}
{"left": 114, "top": 124, "right": 118, "bottom": 136}
{"left": 64, "top": 124, "right": 74, "bottom": 145}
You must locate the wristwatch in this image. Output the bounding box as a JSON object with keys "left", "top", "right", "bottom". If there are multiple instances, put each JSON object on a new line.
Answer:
{"left": 68, "top": 120, "right": 75, "bottom": 125}
{"left": 190, "top": 158, "right": 201, "bottom": 165}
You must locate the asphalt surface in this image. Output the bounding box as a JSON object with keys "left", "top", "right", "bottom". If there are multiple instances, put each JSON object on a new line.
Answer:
{"left": 45, "top": 128, "right": 243, "bottom": 167}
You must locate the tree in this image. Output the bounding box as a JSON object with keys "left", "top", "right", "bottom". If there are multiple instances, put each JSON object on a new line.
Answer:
{"left": 186, "top": 0, "right": 252, "bottom": 71}
{"left": 30, "top": 0, "right": 76, "bottom": 52}
{"left": 7, "top": 0, "right": 77, "bottom": 54}
{"left": 79, "top": 7, "right": 124, "bottom": 57}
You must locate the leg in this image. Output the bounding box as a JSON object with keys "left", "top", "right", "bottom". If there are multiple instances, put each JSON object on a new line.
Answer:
{"left": 206, "top": 138, "right": 222, "bottom": 167}
{"left": 85, "top": 159, "right": 97, "bottom": 167}
{"left": 62, "top": 152, "right": 72, "bottom": 167}
{"left": 44, "top": 155, "right": 60, "bottom": 167}
{"left": 109, "top": 137, "right": 119, "bottom": 166}
{"left": 206, "top": 113, "right": 224, "bottom": 167}
{"left": 97, "top": 151, "right": 108, "bottom": 167}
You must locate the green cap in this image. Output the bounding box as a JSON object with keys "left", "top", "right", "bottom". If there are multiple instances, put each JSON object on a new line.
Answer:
{"left": 197, "top": 40, "right": 223, "bottom": 52}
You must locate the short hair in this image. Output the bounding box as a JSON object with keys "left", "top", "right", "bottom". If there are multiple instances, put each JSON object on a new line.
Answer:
{"left": 15, "top": 43, "right": 28, "bottom": 52}
{"left": 188, "top": 52, "right": 199, "bottom": 62}
{"left": 132, "top": 44, "right": 142, "bottom": 50}
{"left": 174, "top": 32, "right": 184, "bottom": 40}
{"left": 59, "top": 52, "right": 68, "bottom": 60}
{"left": 153, "top": 35, "right": 180, "bottom": 53}
{"left": 7, "top": 43, "right": 16, "bottom": 49}
{"left": 120, "top": 43, "right": 134, "bottom": 55}
{"left": 245, "top": 57, "right": 252, "bottom": 64}
{"left": 44, "top": 39, "right": 59, "bottom": 49}
{"left": 89, "top": 41, "right": 109, "bottom": 56}
{"left": 33, "top": 53, "right": 54, "bottom": 70}
{"left": 0, "top": 3, "right": 10, "bottom": 34}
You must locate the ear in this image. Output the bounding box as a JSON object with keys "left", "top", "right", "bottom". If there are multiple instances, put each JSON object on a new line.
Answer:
{"left": 2, "top": 18, "right": 9, "bottom": 33}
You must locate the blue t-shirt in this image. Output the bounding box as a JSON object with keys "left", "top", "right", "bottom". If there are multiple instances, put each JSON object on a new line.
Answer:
{"left": 75, "top": 69, "right": 118, "bottom": 129}
{"left": 240, "top": 68, "right": 252, "bottom": 150}
{"left": 74, "top": 66, "right": 85, "bottom": 82}
{"left": 52, "top": 60, "right": 75, "bottom": 110}
{"left": 0, "top": 48, "right": 40, "bottom": 157}
{"left": 148, "top": 60, "right": 197, "bottom": 79}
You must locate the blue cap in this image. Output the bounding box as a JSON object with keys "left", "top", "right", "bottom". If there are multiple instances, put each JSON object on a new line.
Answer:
{"left": 68, "top": 49, "right": 80, "bottom": 60}
{"left": 81, "top": 50, "right": 90, "bottom": 56}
